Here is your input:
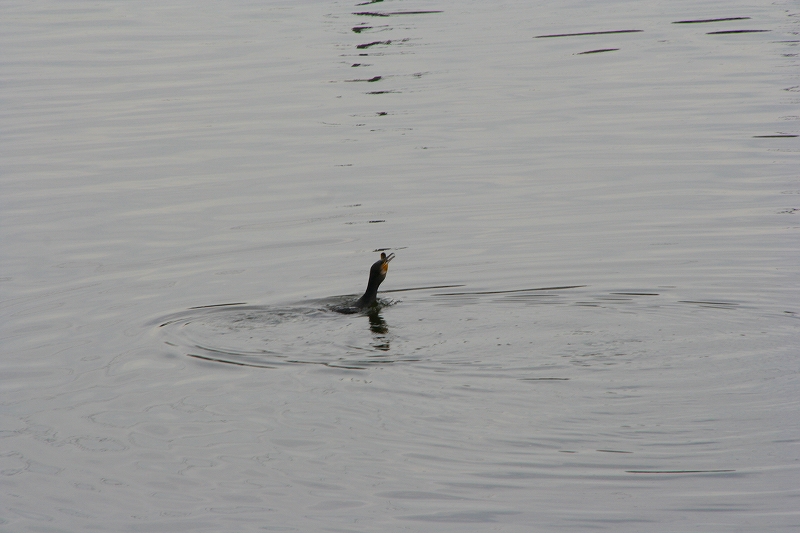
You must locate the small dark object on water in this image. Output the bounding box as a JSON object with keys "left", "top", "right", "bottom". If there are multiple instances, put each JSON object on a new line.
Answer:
{"left": 706, "top": 29, "right": 769, "bottom": 34}
{"left": 357, "top": 40, "right": 392, "bottom": 49}
{"left": 577, "top": 48, "right": 619, "bottom": 54}
{"left": 672, "top": 17, "right": 750, "bottom": 24}
{"left": 535, "top": 29, "right": 642, "bottom": 38}
{"left": 356, "top": 252, "right": 395, "bottom": 309}
{"left": 353, "top": 11, "right": 442, "bottom": 17}
{"left": 626, "top": 469, "right": 735, "bottom": 474}
{"left": 345, "top": 76, "right": 382, "bottom": 82}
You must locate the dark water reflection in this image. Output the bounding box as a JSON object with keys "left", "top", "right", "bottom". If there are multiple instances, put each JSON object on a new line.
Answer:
{"left": 367, "top": 309, "right": 390, "bottom": 349}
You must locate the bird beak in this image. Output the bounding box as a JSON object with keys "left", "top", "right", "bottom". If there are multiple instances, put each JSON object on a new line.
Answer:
{"left": 381, "top": 253, "right": 394, "bottom": 274}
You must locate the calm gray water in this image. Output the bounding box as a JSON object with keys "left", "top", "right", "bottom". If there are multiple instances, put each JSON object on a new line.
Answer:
{"left": 2, "top": 0, "right": 799, "bottom": 530}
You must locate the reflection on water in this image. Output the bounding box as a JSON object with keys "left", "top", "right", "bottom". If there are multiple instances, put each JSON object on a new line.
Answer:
{"left": 368, "top": 309, "right": 390, "bottom": 350}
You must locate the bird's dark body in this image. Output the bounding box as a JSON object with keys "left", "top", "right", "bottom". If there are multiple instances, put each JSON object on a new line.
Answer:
{"left": 329, "top": 252, "right": 394, "bottom": 314}
{"left": 355, "top": 253, "right": 394, "bottom": 309}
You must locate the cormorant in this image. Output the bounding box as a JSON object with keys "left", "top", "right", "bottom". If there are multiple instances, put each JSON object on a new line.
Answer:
{"left": 355, "top": 252, "right": 394, "bottom": 309}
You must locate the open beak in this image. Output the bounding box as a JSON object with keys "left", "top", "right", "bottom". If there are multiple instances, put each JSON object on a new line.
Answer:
{"left": 380, "top": 252, "right": 394, "bottom": 274}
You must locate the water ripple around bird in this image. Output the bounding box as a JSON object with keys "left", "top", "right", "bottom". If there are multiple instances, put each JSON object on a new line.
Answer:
{"left": 152, "top": 298, "right": 407, "bottom": 369}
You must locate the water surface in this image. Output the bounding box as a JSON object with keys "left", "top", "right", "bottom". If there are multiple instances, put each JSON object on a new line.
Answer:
{"left": 2, "top": 0, "right": 799, "bottom": 531}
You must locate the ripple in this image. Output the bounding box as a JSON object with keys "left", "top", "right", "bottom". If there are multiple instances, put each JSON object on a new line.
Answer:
{"left": 71, "top": 436, "right": 128, "bottom": 452}
{"left": 152, "top": 299, "right": 411, "bottom": 369}
{"left": 150, "top": 286, "right": 763, "bottom": 371}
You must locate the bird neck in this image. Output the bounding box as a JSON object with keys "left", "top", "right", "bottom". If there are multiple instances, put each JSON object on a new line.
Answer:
{"left": 356, "top": 273, "right": 383, "bottom": 308}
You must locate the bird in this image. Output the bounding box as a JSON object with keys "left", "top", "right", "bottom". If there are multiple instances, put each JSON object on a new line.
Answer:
{"left": 355, "top": 252, "right": 394, "bottom": 309}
